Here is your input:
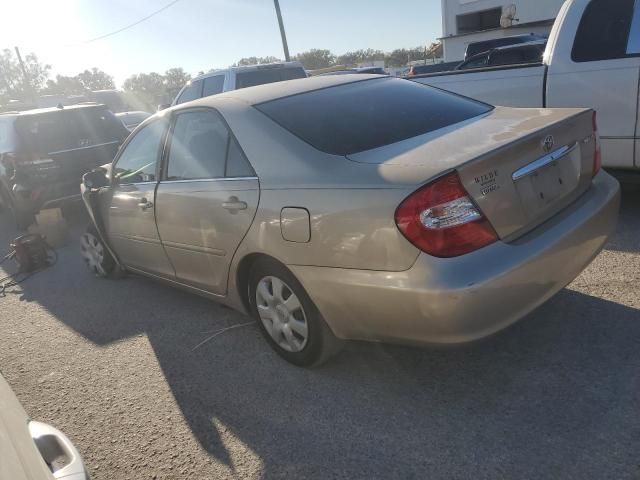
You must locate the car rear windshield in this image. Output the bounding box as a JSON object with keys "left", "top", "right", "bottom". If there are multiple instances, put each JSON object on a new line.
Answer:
{"left": 235, "top": 67, "right": 306, "bottom": 89}
{"left": 254, "top": 77, "right": 492, "bottom": 156}
{"left": 16, "top": 107, "right": 128, "bottom": 154}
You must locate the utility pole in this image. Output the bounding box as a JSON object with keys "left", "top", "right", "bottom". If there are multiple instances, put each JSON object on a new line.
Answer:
{"left": 14, "top": 46, "right": 35, "bottom": 104}
{"left": 273, "top": 0, "right": 290, "bottom": 61}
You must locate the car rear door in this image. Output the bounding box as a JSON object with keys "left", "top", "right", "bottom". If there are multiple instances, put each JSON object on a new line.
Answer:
{"left": 546, "top": 0, "right": 640, "bottom": 169}
{"left": 155, "top": 108, "right": 258, "bottom": 295}
{"left": 106, "top": 118, "right": 175, "bottom": 277}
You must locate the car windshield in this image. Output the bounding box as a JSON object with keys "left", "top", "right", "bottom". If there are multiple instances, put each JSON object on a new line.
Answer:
{"left": 255, "top": 77, "right": 492, "bottom": 155}
{"left": 235, "top": 67, "right": 306, "bottom": 89}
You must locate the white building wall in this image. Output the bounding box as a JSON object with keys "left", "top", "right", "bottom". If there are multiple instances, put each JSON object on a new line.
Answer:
{"left": 440, "top": 0, "right": 567, "bottom": 61}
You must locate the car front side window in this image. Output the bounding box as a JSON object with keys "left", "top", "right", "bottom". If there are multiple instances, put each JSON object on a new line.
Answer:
{"left": 113, "top": 120, "right": 166, "bottom": 184}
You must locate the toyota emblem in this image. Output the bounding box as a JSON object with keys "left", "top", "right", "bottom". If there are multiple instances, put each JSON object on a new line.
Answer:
{"left": 542, "top": 135, "right": 555, "bottom": 153}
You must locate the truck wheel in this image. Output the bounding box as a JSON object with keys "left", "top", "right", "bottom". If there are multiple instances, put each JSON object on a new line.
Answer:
{"left": 249, "top": 258, "right": 343, "bottom": 367}
{"left": 80, "top": 224, "right": 115, "bottom": 277}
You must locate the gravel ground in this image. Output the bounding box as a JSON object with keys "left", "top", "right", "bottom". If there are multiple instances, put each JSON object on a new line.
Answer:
{"left": 0, "top": 185, "right": 639, "bottom": 480}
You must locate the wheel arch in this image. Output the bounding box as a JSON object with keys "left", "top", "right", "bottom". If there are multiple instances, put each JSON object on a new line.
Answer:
{"left": 234, "top": 252, "right": 287, "bottom": 313}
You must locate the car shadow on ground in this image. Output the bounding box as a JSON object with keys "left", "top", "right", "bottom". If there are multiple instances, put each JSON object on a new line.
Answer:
{"left": 0, "top": 186, "right": 638, "bottom": 478}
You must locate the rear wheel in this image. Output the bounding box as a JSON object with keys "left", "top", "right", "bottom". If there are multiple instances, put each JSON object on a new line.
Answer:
{"left": 249, "top": 259, "right": 343, "bottom": 367}
{"left": 80, "top": 224, "right": 115, "bottom": 277}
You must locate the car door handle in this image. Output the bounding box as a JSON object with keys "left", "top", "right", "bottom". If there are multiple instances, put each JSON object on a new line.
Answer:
{"left": 222, "top": 197, "right": 248, "bottom": 212}
{"left": 138, "top": 198, "right": 154, "bottom": 211}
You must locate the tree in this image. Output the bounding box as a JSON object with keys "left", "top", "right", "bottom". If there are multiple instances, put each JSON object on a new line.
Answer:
{"left": 384, "top": 46, "right": 427, "bottom": 67}
{"left": 337, "top": 49, "right": 385, "bottom": 66}
{"left": 0, "top": 49, "right": 50, "bottom": 103}
{"left": 407, "top": 46, "right": 427, "bottom": 63}
{"left": 123, "top": 72, "right": 167, "bottom": 111}
{"left": 293, "top": 49, "right": 336, "bottom": 70}
{"left": 163, "top": 67, "right": 191, "bottom": 99}
{"left": 76, "top": 68, "right": 114, "bottom": 90}
{"left": 235, "top": 56, "right": 282, "bottom": 66}
{"left": 385, "top": 48, "right": 410, "bottom": 67}
{"left": 44, "top": 75, "right": 85, "bottom": 96}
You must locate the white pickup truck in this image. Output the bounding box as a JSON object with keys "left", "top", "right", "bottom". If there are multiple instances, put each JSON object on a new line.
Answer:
{"left": 414, "top": 0, "right": 640, "bottom": 171}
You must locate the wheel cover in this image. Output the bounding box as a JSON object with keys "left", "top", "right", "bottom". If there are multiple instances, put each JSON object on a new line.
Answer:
{"left": 80, "top": 232, "right": 106, "bottom": 276}
{"left": 255, "top": 276, "right": 309, "bottom": 352}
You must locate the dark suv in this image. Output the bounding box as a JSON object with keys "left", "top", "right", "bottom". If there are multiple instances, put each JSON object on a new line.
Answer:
{"left": 0, "top": 104, "right": 129, "bottom": 228}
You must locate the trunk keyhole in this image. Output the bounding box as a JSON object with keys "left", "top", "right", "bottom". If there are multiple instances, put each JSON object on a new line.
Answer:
{"left": 558, "top": 178, "right": 563, "bottom": 185}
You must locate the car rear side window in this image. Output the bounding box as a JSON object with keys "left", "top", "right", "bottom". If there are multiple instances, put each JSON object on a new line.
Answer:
{"left": 202, "top": 75, "right": 225, "bottom": 97}
{"left": 459, "top": 55, "right": 489, "bottom": 70}
{"left": 254, "top": 77, "right": 492, "bottom": 156}
{"left": 176, "top": 80, "right": 203, "bottom": 104}
{"left": 15, "top": 108, "right": 127, "bottom": 155}
{"left": 235, "top": 67, "right": 306, "bottom": 89}
{"left": 572, "top": 0, "right": 635, "bottom": 62}
{"left": 225, "top": 136, "right": 255, "bottom": 177}
{"left": 490, "top": 46, "right": 542, "bottom": 66}
{"left": 68, "top": 108, "right": 128, "bottom": 145}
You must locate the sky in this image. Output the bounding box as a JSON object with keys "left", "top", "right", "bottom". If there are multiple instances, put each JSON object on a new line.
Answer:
{"left": 1, "top": 0, "right": 442, "bottom": 87}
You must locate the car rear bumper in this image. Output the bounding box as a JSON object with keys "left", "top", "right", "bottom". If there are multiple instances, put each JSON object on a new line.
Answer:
{"left": 290, "top": 171, "right": 621, "bottom": 345}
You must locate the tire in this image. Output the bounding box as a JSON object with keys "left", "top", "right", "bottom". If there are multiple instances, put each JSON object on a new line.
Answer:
{"left": 80, "top": 224, "right": 115, "bottom": 277}
{"left": 249, "top": 258, "right": 343, "bottom": 367}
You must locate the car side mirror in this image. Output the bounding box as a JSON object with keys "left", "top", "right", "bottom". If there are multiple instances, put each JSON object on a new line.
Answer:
{"left": 157, "top": 103, "right": 170, "bottom": 111}
{"left": 83, "top": 168, "right": 110, "bottom": 189}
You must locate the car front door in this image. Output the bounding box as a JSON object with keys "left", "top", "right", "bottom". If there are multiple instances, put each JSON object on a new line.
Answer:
{"left": 547, "top": 0, "right": 640, "bottom": 169}
{"left": 107, "top": 119, "right": 175, "bottom": 277}
{"left": 155, "top": 108, "right": 258, "bottom": 295}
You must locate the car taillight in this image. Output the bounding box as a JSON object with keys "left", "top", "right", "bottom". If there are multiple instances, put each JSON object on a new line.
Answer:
{"left": 592, "top": 111, "right": 601, "bottom": 177}
{"left": 395, "top": 171, "right": 498, "bottom": 258}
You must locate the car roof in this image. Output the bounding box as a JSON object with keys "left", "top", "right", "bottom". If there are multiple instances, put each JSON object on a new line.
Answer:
{"left": 0, "top": 103, "right": 107, "bottom": 117}
{"left": 192, "top": 61, "right": 305, "bottom": 81}
{"left": 172, "top": 74, "right": 382, "bottom": 108}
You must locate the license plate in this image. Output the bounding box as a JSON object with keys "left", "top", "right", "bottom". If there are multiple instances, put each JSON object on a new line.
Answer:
{"left": 529, "top": 160, "right": 565, "bottom": 206}
{"left": 512, "top": 143, "right": 581, "bottom": 219}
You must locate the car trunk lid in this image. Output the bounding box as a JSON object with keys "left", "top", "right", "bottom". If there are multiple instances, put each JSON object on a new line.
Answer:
{"left": 348, "top": 106, "right": 596, "bottom": 241}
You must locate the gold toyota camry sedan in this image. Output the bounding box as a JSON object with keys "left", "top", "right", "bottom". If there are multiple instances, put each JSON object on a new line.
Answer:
{"left": 80, "top": 75, "right": 620, "bottom": 366}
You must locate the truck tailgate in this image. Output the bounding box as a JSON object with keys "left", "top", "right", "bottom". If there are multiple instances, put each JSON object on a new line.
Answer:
{"left": 412, "top": 64, "right": 546, "bottom": 107}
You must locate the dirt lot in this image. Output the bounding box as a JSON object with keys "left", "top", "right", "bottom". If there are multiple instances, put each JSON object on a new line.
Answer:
{"left": 0, "top": 186, "right": 639, "bottom": 480}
